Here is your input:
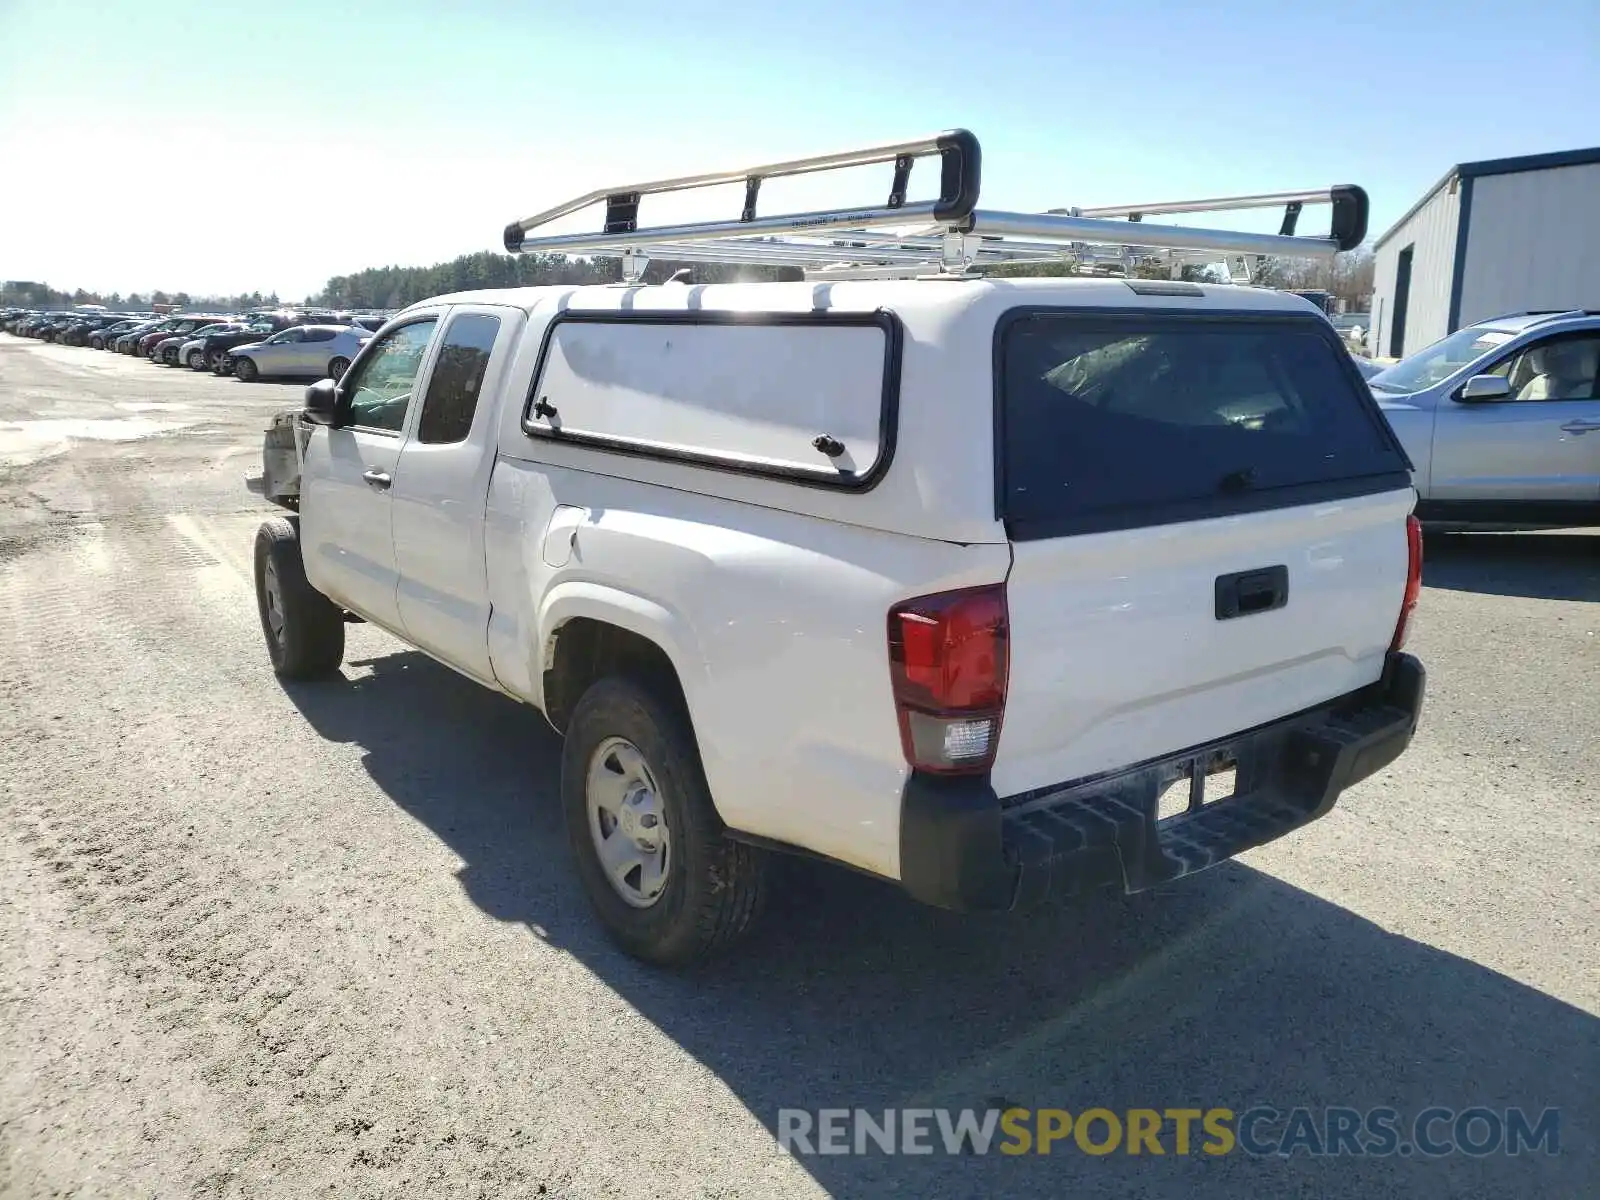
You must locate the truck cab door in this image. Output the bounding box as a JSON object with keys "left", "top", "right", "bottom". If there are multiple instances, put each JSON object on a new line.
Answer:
{"left": 299, "top": 316, "right": 443, "bottom": 631}
{"left": 390, "top": 307, "right": 517, "bottom": 684}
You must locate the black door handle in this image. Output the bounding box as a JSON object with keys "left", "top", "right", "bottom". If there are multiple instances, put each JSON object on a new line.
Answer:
{"left": 362, "top": 469, "right": 392, "bottom": 490}
{"left": 1215, "top": 565, "right": 1288, "bottom": 620}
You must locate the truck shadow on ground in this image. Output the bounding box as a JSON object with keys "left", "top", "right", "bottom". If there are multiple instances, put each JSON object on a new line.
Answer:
{"left": 284, "top": 652, "right": 1595, "bottom": 1199}
{"left": 1422, "top": 530, "right": 1598, "bottom": 602}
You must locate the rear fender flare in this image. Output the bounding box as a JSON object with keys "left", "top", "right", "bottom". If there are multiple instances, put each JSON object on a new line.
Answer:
{"left": 534, "top": 581, "right": 712, "bottom": 732}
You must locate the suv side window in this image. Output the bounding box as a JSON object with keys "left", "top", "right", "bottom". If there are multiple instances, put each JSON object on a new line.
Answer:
{"left": 416, "top": 313, "right": 501, "bottom": 444}
{"left": 343, "top": 319, "right": 439, "bottom": 433}
{"left": 1487, "top": 333, "right": 1600, "bottom": 401}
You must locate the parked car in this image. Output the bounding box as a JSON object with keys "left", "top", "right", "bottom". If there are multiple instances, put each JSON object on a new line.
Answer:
{"left": 136, "top": 316, "right": 225, "bottom": 359}
{"left": 202, "top": 312, "right": 314, "bottom": 374}
{"left": 33, "top": 313, "right": 82, "bottom": 341}
{"left": 249, "top": 273, "right": 1424, "bottom": 965}
{"left": 89, "top": 319, "right": 150, "bottom": 350}
{"left": 231, "top": 324, "right": 371, "bottom": 381}
{"left": 155, "top": 321, "right": 237, "bottom": 366}
{"left": 25, "top": 313, "right": 74, "bottom": 337}
{"left": 60, "top": 315, "right": 124, "bottom": 346}
{"left": 1369, "top": 309, "right": 1600, "bottom": 527}
{"left": 114, "top": 321, "right": 167, "bottom": 353}
{"left": 173, "top": 323, "right": 244, "bottom": 370}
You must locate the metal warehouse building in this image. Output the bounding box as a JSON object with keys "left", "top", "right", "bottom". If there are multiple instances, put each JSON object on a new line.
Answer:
{"left": 1371, "top": 146, "right": 1600, "bottom": 360}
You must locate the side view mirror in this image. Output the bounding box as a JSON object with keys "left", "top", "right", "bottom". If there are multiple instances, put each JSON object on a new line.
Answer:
{"left": 1456, "top": 374, "right": 1511, "bottom": 403}
{"left": 303, "top": 377, "right": 339, "bottom": 425}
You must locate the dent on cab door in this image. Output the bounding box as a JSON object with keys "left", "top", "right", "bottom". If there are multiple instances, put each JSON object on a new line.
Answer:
{"left": 1429, "top": 331, "right": 1600, "bottom": 506}
{"left": 299, "top": 316, "right": 442, "bottom": 631}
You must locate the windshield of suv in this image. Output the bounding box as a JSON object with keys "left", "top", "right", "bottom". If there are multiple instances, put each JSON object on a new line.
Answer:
{"left": 999, "top": 314, "right": 1408, "bottom": 536}
{"left": 1368, "top": 326, "right": 1519, "bottom": 393}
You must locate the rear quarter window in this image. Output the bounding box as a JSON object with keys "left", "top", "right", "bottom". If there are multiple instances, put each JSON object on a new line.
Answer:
{"left": 997, "top": 312, "right": 1410, "bottom": 537}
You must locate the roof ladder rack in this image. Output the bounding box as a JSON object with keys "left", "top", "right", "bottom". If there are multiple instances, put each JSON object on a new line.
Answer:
{"left": 501, "top": 130, "right": 1369, "bottom": 281}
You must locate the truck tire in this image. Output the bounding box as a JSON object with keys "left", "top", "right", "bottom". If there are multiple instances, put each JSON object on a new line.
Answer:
{"left": 253, "top": 518, "right": 344, "bottom": 680}
{"left": 562, "top": 677, "right": 767, "bottom": 965}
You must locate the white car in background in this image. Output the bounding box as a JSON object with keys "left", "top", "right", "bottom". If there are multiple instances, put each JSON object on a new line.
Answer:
{"left": 1368, "top": 309, "right": 1600, "bottom": 527}
{"left": 231, "top": 324, "right": 372, "bottom": 382}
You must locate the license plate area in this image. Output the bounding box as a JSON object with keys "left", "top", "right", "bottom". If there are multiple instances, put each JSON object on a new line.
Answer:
{"left": 1156, "top": 752, "right": 1239, "bottom": 824}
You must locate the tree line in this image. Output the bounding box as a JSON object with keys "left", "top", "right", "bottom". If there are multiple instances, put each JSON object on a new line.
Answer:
{"left": 308, "top": 251, "right": 802, "bottom": 310}
{"left": 1, "top": 280, "right": 282, "bottom": 312}
{"left": 7, "top": 245, "right": 1373, "bottom": 316}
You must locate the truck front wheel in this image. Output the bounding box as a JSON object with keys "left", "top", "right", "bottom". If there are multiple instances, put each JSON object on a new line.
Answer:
{"left": 253, "top": 518, "right": 345, "bottom": 680}
{"left": 562, "top": 677, "right": 767, "bottom": 965}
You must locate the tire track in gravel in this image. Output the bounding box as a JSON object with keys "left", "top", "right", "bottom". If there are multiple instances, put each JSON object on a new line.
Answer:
{"left": 0, "top": 473, "right": 535, "bottom": 1195}
{"left": 1, "top": 449, "right": 806, "bottom": 1197}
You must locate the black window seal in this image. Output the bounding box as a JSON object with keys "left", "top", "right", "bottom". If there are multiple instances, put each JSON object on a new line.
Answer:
{"left": 990, "top": 305, "right": 1416, "bottom": 539}
{"left": 520, "top": 309, "right": 902, "bottom": 492}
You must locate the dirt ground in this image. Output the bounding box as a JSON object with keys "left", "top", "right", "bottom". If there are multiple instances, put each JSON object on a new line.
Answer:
{"left": 1, "top": 334, "right": 1595, "bottom": 1198}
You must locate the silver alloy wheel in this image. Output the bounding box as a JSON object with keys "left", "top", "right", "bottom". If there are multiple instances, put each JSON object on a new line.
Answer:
{"left": 261, "top": 555, "right": 286, "bottom": 650}
{"left": 586, "top": 736, "right": 671, "bottom": 908}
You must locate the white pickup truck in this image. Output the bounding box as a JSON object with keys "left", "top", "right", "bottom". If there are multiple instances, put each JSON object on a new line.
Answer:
{"left": 251, "top": 136, "right": 1425, "bottom": 964}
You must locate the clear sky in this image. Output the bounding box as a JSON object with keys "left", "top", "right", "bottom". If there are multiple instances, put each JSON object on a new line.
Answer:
{"left": 2, "top": 0, "right": 1596, "bottom": 301}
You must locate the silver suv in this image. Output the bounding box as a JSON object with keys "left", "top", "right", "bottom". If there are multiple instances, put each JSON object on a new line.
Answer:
{"left": 1368, "top": 310, "right": 1600, "bottom": 527}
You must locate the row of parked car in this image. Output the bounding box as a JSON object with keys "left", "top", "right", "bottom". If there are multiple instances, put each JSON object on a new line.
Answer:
{"left": 1, "top": 307, "right": 389, "bottom": 382}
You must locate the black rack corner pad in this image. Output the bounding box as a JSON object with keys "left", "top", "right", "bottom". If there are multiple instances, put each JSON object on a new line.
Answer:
{"left": 933, "top": 129, "right": 983, "bottom": 225}
{"left": 1330, "top": 185, "right": 1369, "bottom": 252}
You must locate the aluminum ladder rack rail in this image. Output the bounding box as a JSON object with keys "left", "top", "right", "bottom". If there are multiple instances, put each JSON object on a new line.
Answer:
{"left": 501, "top": 129, "right": 1368, "bottom": 281}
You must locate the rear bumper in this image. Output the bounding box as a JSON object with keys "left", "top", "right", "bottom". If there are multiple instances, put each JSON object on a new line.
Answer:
{"left": 898, "top": 652, "right": 1425, "bottom": 911}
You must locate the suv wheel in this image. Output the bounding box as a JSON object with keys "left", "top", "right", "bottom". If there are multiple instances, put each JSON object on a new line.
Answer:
{"left": 562, "top": 677, "right": 767, "bottom": 966}
{"left": 234, "top": 357, "right": 259, "bottom": 382}
{"left": 253, "top": 518, "right": 344, "bottom": 679}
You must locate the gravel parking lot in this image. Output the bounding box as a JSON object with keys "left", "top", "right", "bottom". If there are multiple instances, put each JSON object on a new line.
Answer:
{"left": 1, "top": 333, "right": 1595, "bottom": 1198}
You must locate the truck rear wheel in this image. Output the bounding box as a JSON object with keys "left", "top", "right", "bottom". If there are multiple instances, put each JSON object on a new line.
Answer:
{"left": 253, "top": 518, "right": 344, "bottom": 680}
{"left": 562, "top": 677, "right": 767, "bottom": 965}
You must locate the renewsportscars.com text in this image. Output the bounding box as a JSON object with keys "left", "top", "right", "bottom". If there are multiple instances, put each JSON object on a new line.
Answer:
{"left": 776, "top": 1106, "right": 1560, "bottom": 1158}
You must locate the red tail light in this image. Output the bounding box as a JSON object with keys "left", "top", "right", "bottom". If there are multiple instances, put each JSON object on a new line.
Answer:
{"left": 887, "top": 584, "right": 1009, "bottom": 775}
{"left": 1391, "top": 514, "right": 1423, "bottom": 651}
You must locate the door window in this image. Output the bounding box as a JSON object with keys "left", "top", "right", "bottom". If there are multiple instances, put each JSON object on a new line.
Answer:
{"left": 1487, "top": 333, "right": 1600, "bottom": 401}
{"left": 302, "top": 328, "right": 337, "bottom": 343}
{"left": 416, "top": 313, "right": 501, "bottom": 444}
{"left": 342, "top": 319, "right": 439, "bottom": 433}
{"left": 268, "top": 328, "right": 305, "bottom": 345}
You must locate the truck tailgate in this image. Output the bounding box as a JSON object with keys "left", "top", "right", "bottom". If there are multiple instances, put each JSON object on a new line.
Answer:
{"left": 990, "top": 487, "right": 1414, "bottom": 797}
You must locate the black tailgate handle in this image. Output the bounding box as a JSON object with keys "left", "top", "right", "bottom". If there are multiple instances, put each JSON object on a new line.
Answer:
{"left": 1215, "top": 565, "right": 1289, "bottom": 620}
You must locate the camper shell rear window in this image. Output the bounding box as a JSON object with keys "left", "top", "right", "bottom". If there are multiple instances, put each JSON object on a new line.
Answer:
{"left": 995, "top": 309, "right": 1412, "bottom": 539}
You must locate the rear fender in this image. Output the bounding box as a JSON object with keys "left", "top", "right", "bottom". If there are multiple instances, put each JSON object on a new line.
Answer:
{"left": 534, "top": 581, "right": 710, "bottom": 731}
